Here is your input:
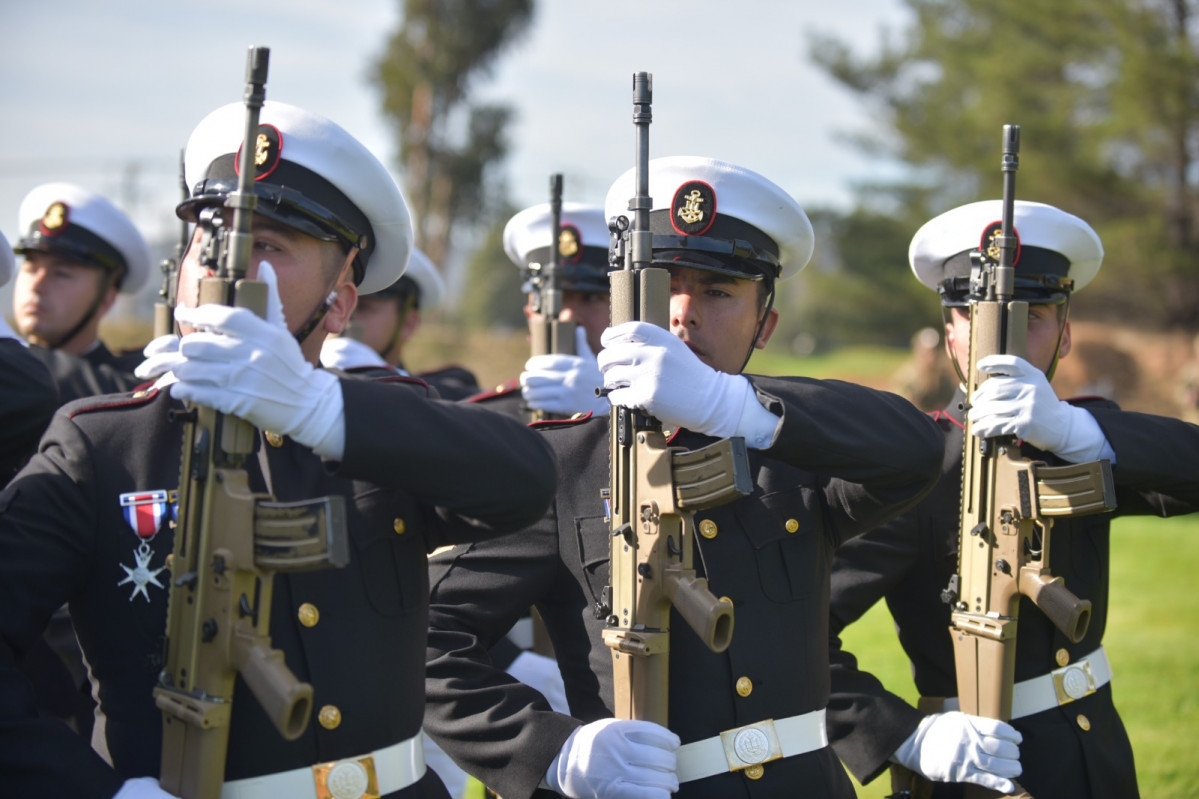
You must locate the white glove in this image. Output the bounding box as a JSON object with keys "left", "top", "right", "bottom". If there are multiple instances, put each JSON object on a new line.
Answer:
{"left": 598, "top": 321, "right": 781, "bottom": 449}
{"left": 320, "top": 335, "right": 391, "bottom": 371}
{"left": 969, "top": 354, "right": 1115, "bottom": 463}
{"left": 891, "top": 711, "right": 1022, "bottom": 793}
{"left": 113, "top": 777, "right": 179, "bottom": 798}
{"left": 171, "top": 262, "right": 346, "bottom": 460}
{"left": 546, "top": 718, "right": 680, "bottom": 799}
{"left": 134, "top": 334, "right": 182, "bottom": 380}
{"left": 520, "top": 327, "right": 609, "bottom": 417}
{"left": 505, "top": 650, "right": 569, "bottom": 714}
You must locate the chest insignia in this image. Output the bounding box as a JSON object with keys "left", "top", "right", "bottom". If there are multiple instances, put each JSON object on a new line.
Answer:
{"left": 117, "top": 490, "right": 176, "bottom": 602}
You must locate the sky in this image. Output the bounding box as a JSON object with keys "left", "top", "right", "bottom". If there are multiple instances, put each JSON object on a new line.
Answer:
{"left": 1, "top": 0, "right": 910, "bottom": 306}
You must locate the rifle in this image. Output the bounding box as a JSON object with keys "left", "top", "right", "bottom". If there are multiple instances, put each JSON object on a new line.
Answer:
{"left": 599, "top": 72, "right": 749, "bottom": 724}
{"left": 526, "top": 172, "right": 575, "bottom": 422}
{"left": 153, "top": 149, "right": 190, "bottom": 339}
{"left": 930, "top": 125, "right": 1116, "bottom": 799}
{"left": 153, "top": 46, "right": 349, "bottom": 799}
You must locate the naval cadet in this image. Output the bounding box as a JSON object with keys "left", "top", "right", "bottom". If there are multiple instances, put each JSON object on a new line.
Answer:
{"left": 320, "top": 247, "right": 481, "bottom": 399}
{"left": 465, "top": 201, "right": 613, "bottom": 420}
{"left": 826, "top": 200, "right": 1199, "bottom": 798}
{"left": 423, "top": 156, "right": 945, "bottom": 799}
{"left": 12, "top": 182, "right": 152, "bottom": 403}
{"left": 0, "top": 225, "right": 58, "bottom": 481}
{"left": 0, "top": 99, "right": 555, "bottom": 799}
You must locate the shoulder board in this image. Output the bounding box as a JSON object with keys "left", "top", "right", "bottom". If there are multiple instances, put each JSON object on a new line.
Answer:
{"left": 928, "top": 409, "right": 964, "bottom": 430}
{"left": 529, "top": 411, "right": 595, "bottom": 429}
{"left": 465, "top": 379, "right": 520, "bottom": 403}
{"left": 417, "top": 364, "right": 478, "bottom": 382}
{"left": 67, "top": 386, "right": 161, "bottom": 419}
{"left": 1065, "top": 394, "right": 1119, "bottom": 409}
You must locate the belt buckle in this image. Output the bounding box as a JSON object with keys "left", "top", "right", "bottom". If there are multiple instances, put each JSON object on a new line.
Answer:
{"left": 719, "top": 718, "right": 783, "bottom": 773}
{"left": 1052, "top": 658, "right": 1097, "bottom": 705}
{"left": 313, "top": 753, "right": 381, "bottom": 799}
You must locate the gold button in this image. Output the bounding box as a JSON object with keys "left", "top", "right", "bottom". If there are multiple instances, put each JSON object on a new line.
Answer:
{"left": 699, "top": 519, "right": 718, "bottom": 539}
{"left": 318, "top": 705, "right": 342, "bottom": 730}
{"left": 1076, "top": 714, "right": 1091, "bottom": 731}
{"left": 298, "top": 603, "right": 320, "bottom": 628}
{"left": 744, "top": 764, "right": 764, "bottom": 780}
{"left": 393, "top": 518, "right": 406, "bottom": 535}
{"left": 165, "top": 553, "right": 175, "bottom": 572}
{"left": 785, "top": 518, "right": 800, "bottom": 533}
{"left": 1056, "top": 648, "right": 1071, "bottom": 667}
{"left": 264, "top": 431, "right": 285, "bottom": 448}
{"left": 735, "top": 676, "right": 753, "bottom": 697}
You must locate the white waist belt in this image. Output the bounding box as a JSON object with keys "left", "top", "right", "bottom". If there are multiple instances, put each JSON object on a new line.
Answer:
{"left": 675, "top": 708, "right": 828, "bottom": 783}
{"left": 942, "top": 646, "right": 1112, "bottom": 720}
{"left": 220, "top": 733, "right": 425, "bottom": 799}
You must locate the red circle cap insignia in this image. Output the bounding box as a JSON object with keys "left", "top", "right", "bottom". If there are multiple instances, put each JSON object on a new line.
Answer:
{"left": 234, "top": 124, "right": 283, "bottom": 181}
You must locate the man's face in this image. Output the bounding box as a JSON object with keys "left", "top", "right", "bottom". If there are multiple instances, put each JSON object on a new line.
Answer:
{"left": 667, "top": 265, "right": 777, "bottom": 375}
{"left": 13, "top": 252, "right": 113, "bottom": 350}
{"left": 351, "top": 293, "right": 413, "bottom": 363}
{"left": 525, "top": 288, "right": 610, "bottom": 355}
{"left": 176, "top": 215, "right": 356, "bottom": 361}
{"left": 945, "top": 302, "right": 1072, "bottom": 377}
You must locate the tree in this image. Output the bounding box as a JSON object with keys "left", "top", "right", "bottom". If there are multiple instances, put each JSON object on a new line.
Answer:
{"left": 456, "top": 203, "right": 527, "bottom": 331}
{"left": 373, "top": 0, "right": 534, "bottom": 271}
{"left": 770, "top": 207, "right": 940, "bottom": 353}
{"left": 808, "top": 0, "right": 1199, "bottom": 328}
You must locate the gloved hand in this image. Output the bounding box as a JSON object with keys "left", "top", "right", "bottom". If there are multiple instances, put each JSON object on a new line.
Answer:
{"left": 113, "top": 776, "right": 179, "bottom": 798}
{"left": 134, "top": 334, "right": 182, "bottom": 380}
{"left": 891, "top": 711, "right": 1022, "bottom": 793}
{"left": 521, "top": 327, "right": 609, "bottom": 417}
{"left": 546, "top": 718, "right": 680, "bottom": 799}
{"left": 320, "top": 335, "right": 391, "bottom": 371}
{"left": 598, "top": 321, "right": 781, "bottom": 449}
{"left": 171, "top": 262, "right": 346, "bottom": 460}
{"left": 969, "top": 354, "right": 1114, "bottom": 463}
{"left": 505, "top": 650, "right": 569, "bottom": 714}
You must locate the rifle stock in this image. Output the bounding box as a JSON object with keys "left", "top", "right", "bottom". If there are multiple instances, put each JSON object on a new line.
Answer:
{"left": 941, "top": 125, "right": 1115, "bottom": 799}
{"left": 600, "top": 72, "right": 748, "bottom": 725}
{"left": 152, "top": 47, "right": 349, "bottom": 799}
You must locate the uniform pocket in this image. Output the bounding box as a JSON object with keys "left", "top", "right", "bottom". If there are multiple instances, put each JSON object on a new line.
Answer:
{"left": 349, "top": 484, "right": 424, "bottom": 617}
{"left": 738, "top": 486, "right": 825, "bottom": 602}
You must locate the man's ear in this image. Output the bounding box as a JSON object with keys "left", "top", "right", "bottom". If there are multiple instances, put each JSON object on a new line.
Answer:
{"left": 399, "top": 307, "right": 422, "bottom": 344}
{"left": 1058, "top": 320, "right": 1073, "bottom": 360}
{"left": 754, "top": 307, "right": 780, "bottom": 349}
{"left": 324, "top": 281, "right": 359, "bottom": 335}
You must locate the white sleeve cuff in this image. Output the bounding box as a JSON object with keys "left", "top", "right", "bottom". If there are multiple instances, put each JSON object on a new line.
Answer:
{"left": 733, "top": 382, "right": 782, "bottom": 450}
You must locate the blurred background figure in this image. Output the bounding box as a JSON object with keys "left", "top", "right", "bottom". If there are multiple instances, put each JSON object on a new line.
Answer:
{"left": 12, "top": 182, "right": 151, "bottom": 404}
{"left": 890, "top": 325, "right": 955, "bottom": 411}
{"left": 321, "top": 247, "right": 481, "bottom": 399}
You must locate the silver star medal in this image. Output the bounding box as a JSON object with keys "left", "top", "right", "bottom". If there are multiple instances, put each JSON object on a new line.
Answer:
{"left": 116, "top": 489, "right": 175, "bottom": 603}
{"left": 118, "top": 541, "right": 167, "bottom": 602}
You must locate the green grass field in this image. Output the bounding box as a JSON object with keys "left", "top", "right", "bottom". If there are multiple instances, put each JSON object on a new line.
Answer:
{"left": 838, "top": 514, "right": 1199, "bottom": 798}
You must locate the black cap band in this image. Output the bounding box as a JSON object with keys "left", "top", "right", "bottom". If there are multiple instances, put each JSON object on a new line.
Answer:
{"left": 938, "top": 244, "right": 1075, "bottom": 306}
{"left": 648, "top": 209, "right": 780, "bottom": 280}
{"left": 15, "top": 225, "right": 128, "bottom": 284}
{"left": 373, "top": 275, "right": 421, "bottom": 306}
{"left": 179, "top": 155, "right": 375, "bottom": 285}
{"left": 522, "top": 245, "right": 613, "bottom": 293}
